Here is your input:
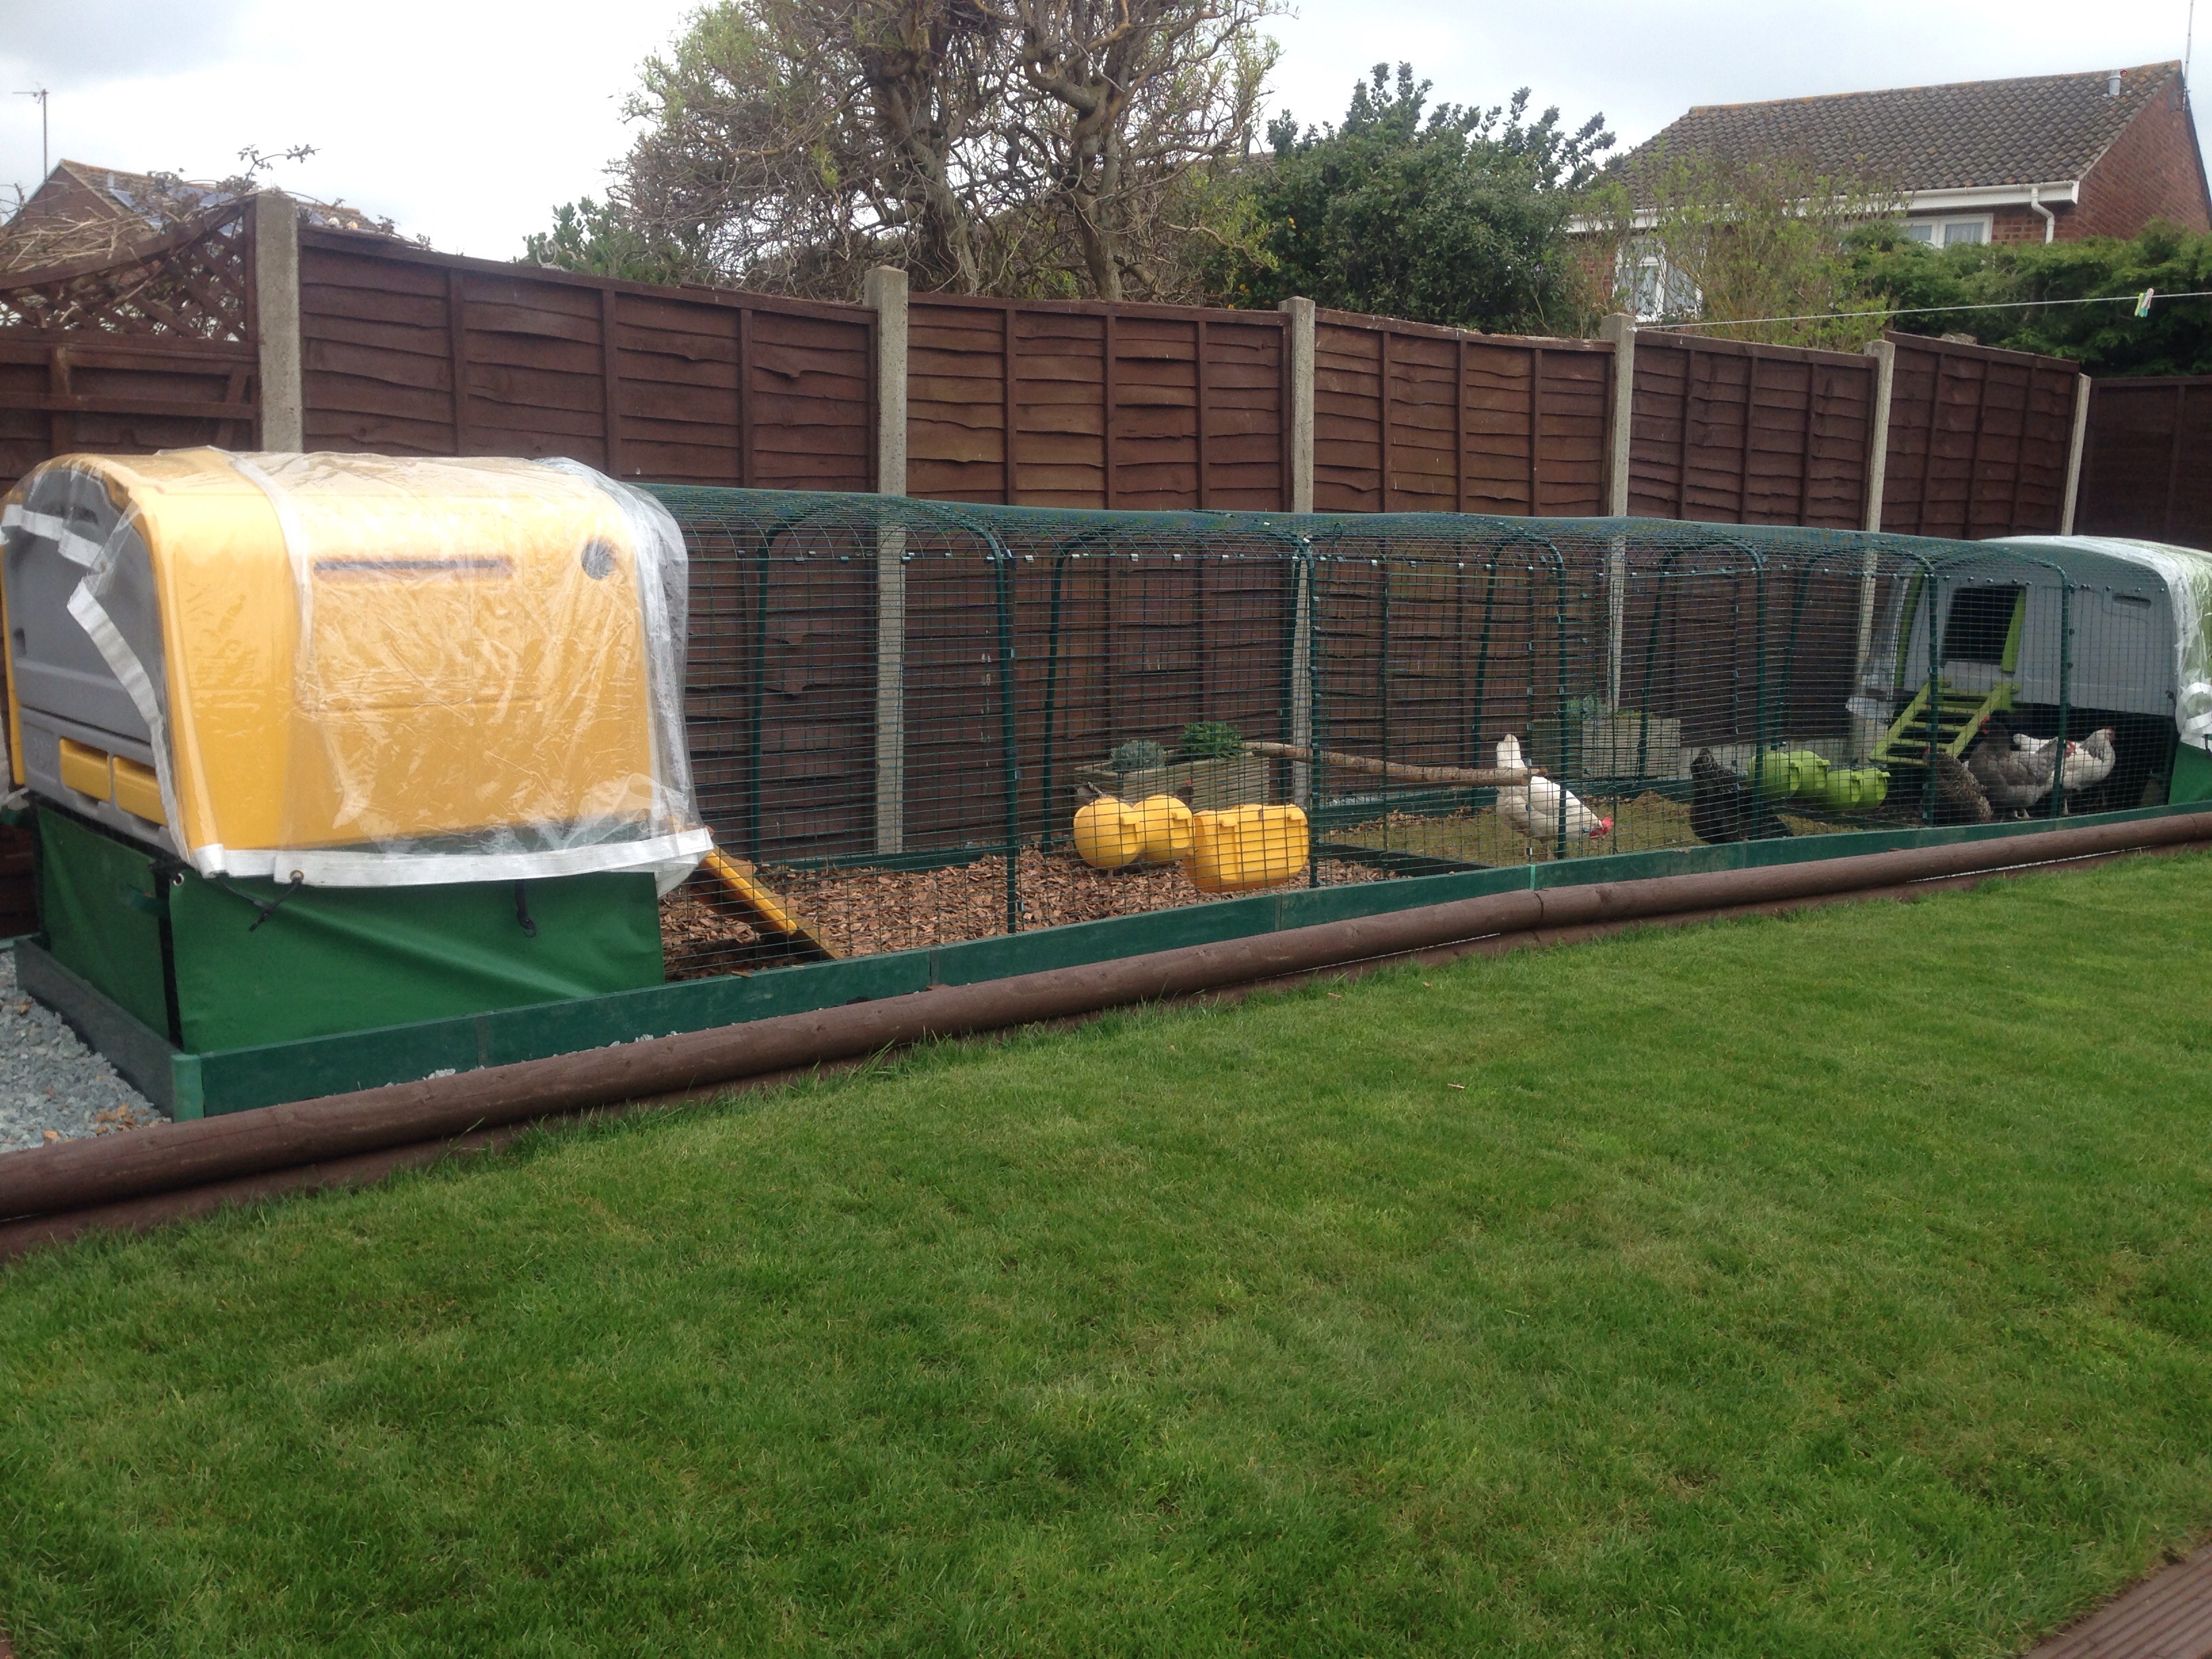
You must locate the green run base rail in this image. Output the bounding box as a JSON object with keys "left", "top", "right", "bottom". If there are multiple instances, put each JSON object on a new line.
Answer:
{"left": 11, "top": 798, "right": 2209, "bottom": 1124}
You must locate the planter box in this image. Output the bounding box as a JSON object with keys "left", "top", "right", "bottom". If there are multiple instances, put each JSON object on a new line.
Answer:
{"left": 1073, "top": 754, "right": 1275, "bottom": 811}
{"left": 1529, "top": 713, "right": 1683, "bottom": 780}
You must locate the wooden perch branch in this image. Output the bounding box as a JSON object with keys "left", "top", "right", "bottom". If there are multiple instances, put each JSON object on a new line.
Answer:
{"left": 1244, "top": 742, "right": 1536, "bottom": 786}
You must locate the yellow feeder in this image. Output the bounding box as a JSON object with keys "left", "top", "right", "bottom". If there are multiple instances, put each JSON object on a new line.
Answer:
{"left": 1189, "top": 803, "right": 1309, "bottom": 893}
{"left": 1, "top": 449, "right": 705, "bottom": 886}
{"left": 1134, "top": 794, "right": 1193, "bottom": 863}
{"left": 1072, "top": 794, "right": 1145, "bottom": 869}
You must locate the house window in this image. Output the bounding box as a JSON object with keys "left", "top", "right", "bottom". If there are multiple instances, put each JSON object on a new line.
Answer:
{"left": 1621, "top": 239, "right": 1702, "bottom": 322}
{"left": 1906, "top": 215, "right": 1993, "bottom": 247}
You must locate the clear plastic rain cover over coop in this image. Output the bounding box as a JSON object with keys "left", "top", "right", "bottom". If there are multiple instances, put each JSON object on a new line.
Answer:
{"left": 1, "top": 449, "right": 709, "bottom": 890}
{"left": 2009, "top": 535, "right": 2212, "bottom": 754}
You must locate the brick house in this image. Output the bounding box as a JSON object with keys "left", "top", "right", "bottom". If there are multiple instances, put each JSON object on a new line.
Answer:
{"left": 1623, "top": 62, "right": 2211, "bottom": 248}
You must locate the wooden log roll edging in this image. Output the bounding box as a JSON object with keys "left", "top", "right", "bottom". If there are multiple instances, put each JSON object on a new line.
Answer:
{"left": 1, "top": 809, "right": 2208, "bottom": 1256}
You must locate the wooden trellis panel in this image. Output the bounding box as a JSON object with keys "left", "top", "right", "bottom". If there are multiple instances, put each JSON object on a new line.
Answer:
{"left": 1312, "top": 312, "right": 1612, "bottom": 515}
{"left": 0, "top": 203, "right": 262, "bottom": 493}
{"left": 0, "top": 201, "right": 253, "bottom": 338}
{"left": 1880, "top": 332, "right": 2080, "bottom": 538}
{"left": 905, "top": 295, "right": 1288, "bottom": 510}
{"left": 1627, "top": 332, "right": 1877, "bottom": 529}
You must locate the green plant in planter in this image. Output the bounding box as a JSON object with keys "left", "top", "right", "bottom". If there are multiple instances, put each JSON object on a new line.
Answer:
{"left": 1111, "top": 739, "right": 1167, "bottom": 774}
{"left": 1179, "top": 722, "right": 1245, "bottom": 760}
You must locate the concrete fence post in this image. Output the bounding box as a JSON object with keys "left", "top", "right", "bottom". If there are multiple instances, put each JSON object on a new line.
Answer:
{"left": 1279, "top": 298, "right": 1317, "bottom": 798}
{"left": 1599, "top": 311, "right": 1635, "bottom": 518}
{"left": 2061, "top": 373, "right": 2092, "bottom": 534}
{"left": 866, "top": 266, "right": 909, "bottom": 495}
{"left": 1599, "top": 312, "right": 1635, "bottom": 708}
{"left": 1860, "top": 337, "right": 1896, "bottom": 533}
{"left": 865, "top": 266, "right": 910, "bottom": 855}
{"left": 1852, "top": 337, "right": 1900, "bottom": 756}
{"left": 1280, "top": 297, "right": 1315, "bottom": 514}
{"left": 252, "top": 192, "right": 302, "bottom": 451}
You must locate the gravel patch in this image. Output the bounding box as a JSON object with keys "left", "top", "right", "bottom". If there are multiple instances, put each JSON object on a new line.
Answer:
{"left": 0, "top": 947, "right": 165, "bottom": 1153}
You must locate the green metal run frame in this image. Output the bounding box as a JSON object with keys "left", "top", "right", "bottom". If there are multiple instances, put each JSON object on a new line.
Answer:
{"left": 659, "top": 489, "right": 2194, "bottom": 974}
{"left": 25, "top": 797, "right": 2209, "bottom": 1126}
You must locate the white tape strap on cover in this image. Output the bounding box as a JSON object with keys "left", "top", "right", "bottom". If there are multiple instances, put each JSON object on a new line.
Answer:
{"left": 64, "top": 517, "right": 190, "bottom": 857}
{"left": 3, "top": 504, "right": 110, "bottom": 568}
{"left": 55, "top": 529, "right": 105, "bottom": 567}
{"left": 2180, "top": 684, "right": 2212, "bottom": 750}
{"left": 1, "top": 504, "right": 59, "bottom": 541}
{"left": 192, "top": 827, "right": 714, "bottom": 887}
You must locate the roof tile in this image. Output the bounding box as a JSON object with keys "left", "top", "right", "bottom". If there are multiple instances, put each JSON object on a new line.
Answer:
{"left": 1623, "top": 62, "right": 2184, "bottom": 191}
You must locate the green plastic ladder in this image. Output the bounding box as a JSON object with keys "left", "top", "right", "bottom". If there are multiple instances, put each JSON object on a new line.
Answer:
{"left": 1870, "top": 678, "right": 2015, "bottom": 768}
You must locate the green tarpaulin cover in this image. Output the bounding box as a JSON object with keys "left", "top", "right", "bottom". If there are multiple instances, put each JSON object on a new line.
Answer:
{"left": 38, "top": 805, "right": 665, "bottom": 1053}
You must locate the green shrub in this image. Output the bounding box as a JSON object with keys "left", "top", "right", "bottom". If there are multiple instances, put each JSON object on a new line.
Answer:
{"left": 1111, "top": 739, "right": 1168, "bottom": 773}
{"left": 1851, "top": 220, "right": 2212, "bottom": 375}
{"left": 1180, "top": 721, "right": 1246, "bottom": 760}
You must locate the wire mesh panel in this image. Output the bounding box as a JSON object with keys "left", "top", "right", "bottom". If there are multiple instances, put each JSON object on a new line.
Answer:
{"left": 646, "top": 488, "right": 2189, "bottom": 982}
{"left": 1305, "top": 522, "right": 1594, "bottom": 869}
{"left": 1864, "top": 541, "right": 2179, "bottom": 827}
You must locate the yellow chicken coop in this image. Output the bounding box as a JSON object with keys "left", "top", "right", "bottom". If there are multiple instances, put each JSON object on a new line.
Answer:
{"left": 0, "top": 451, "right": 709, "bottom": 1088}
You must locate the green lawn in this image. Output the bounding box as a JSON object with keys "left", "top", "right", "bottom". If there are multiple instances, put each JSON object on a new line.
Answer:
{"left": 4, "top": 855, "right": 2211, "bottom": 1657}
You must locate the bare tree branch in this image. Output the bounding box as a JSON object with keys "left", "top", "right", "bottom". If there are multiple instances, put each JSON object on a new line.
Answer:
{"left": 605, "top": 0, "right": 1276, "bottom": 301}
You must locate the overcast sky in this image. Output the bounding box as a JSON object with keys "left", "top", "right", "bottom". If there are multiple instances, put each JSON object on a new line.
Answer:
{"left": 0, "top": 0, "right": 2202, "bottom": 258}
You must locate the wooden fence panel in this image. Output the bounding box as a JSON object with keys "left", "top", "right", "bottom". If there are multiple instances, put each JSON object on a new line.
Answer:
{"left": 906, "top": 295, "right": 1288, "bottom": 510}
{"left": 298, "top": 230, "right": 875, "bottom": 491}
{"left": 1627, "top": 333, "right": 1874, "bottom": 529}
{"left": 2074, "top": 375, "right": 2212, "bottom": 548}
{"left": 1879, "top": 332, "right": 2078, "bottom": 539}
{"left": 1311, "top": 547, "right": 1595, "bottom": 778}
{"left": 1312, "top": 312, "right": 1611, "bottom": 516}
{"left": 1313, "top": 316, "right": 1384, "bottom": 510}
{"left": 0, "top": 335, "right": 258, "bottom": 493}
{"left": 682, "top": 531, "right": 880, "bottom": 863}
{"left": 295, "top": 237, "right": 451, "bottom": 454}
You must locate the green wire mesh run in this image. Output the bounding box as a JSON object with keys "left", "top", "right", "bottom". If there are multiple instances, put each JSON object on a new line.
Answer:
{"left": 647, "top": 488, "right": 2183, "bottom": 981}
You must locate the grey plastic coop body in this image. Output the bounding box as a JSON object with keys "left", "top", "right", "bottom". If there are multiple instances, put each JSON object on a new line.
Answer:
{"left": 1869, "top": 535, "right": 2212, "bottom": 748}
{"left": 1, "top": 461, "right": 173, "bottom": 852}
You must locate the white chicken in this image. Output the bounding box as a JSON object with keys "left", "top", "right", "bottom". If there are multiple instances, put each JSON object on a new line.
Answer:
{"left": 1494, "top": 734, "right": 1613, "bottom": 840}
{"left": 2059, "top": 727, "right": 2118, "bottom": 796}
{"left": 2006, "top": 727, "right": 2117, "bottom": 809}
